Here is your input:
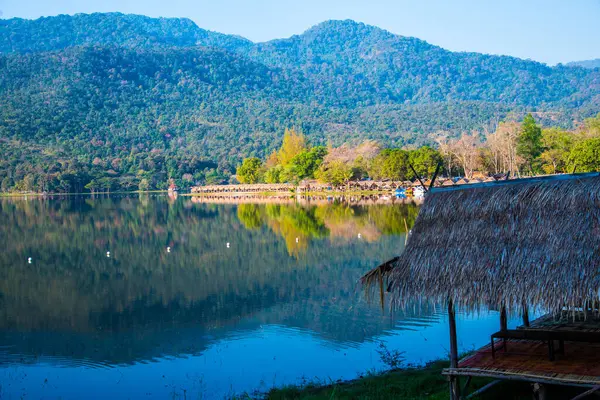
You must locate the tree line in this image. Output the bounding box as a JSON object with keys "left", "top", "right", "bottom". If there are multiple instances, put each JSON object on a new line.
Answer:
{"left": 3, "top": 113, "right": 599, "bottom": 194}
{"left": 439, "top": 113, "right": 600, "bottom": 179}
{"left": 236, "top": 128, "right": 443, "bottom": 186}
{"left": 237, "top": 113, "right": 600, "bottom": 186}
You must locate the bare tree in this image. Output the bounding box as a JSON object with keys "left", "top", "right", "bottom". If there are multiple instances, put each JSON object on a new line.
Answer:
{"left": 435, "top": 131, "right": 458, "bottom": 177}
{"left": 444, "top": 132, "right": 482, "bottom": 179}
{"left": 485, "top": 121, "right": 522, "bottom": 177}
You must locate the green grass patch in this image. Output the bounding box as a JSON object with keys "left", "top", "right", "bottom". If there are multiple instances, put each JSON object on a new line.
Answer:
{"left": 259, "top": 359, "right": 584, "bottom": 400}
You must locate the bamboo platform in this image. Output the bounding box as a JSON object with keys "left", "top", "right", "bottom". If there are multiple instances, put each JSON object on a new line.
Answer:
{"left": 444, "top": 340, "right": 600, "bottom": 387}
{"left": 520, "top": 312, "right": 600, "bottom": 333}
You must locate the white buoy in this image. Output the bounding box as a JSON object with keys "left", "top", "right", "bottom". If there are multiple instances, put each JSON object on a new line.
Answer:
{"left": 28, "top": 257, "right": 32, "bottom": 264}
{"left": 106, "top": 251, "right": 111, "bottom": 258}
{"left": 167, "top": 246, "right": 171, "bottom": 253}
{"left": 226, "top": 242, "right": 230, "bottom": 248}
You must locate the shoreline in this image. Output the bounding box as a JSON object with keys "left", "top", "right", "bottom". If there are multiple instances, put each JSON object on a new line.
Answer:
{"left": 1, "top": 190, "right": 412, "bottom": 198}
{"left": 184, "top": 190, "right": 401, "bottom": 196}
{"left": 263, "top": 360, "right": 494, "bottom": 399}
{"left": 0, "top": 190, "right": 169, "bottom": 198}
{"left": 260, "top": 359, "right": 581, "bottom": 399}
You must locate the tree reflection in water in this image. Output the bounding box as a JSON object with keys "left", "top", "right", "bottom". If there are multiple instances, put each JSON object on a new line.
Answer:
{"left": 0, "top": 195, "right": 433, "bottom": 368}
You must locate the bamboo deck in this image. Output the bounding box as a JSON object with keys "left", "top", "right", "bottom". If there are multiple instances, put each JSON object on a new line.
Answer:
{"left": 444, "top": 340, "right": 600, "bottom": 387}
{"left": 520, "top": 312, "right": 600, "bottom": 333}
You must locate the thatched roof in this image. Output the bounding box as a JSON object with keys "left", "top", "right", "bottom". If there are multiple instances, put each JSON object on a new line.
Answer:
{"left": 378, "top": 172, "right": 600, "bottom": 313}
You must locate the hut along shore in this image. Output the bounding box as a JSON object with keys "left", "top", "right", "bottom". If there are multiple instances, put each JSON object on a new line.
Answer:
{"left": 363, "top": 172, "right": 600, "bottom": 400}
{"left": 190, "top": 193, "right": 423, "bottom": 206}
{"left": 190, "top": 176, "right": 503, "bottom": 195}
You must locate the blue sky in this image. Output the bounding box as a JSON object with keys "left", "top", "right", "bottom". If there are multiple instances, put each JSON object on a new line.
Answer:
{"left": 1, "top": 0, "right": 599, "bottom": 65}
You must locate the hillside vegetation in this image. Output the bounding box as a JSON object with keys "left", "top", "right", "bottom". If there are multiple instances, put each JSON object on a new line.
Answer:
{"left": 1, "top": 13, "right": 599, "bottom": 192}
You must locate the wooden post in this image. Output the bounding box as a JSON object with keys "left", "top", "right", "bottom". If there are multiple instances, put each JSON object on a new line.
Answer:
{"left": 378, "top": 266, "right": 384, "bottom": 313}
{"left": 448, "top": 300, "right": 461, "bottom": 400}
{"left": 409, "top": 163, "right": 427, "bottom": 191}
{"left": 500, "top": 303, "right": 508, "bottom": 353}
{"left": 500, "top": 304, "right": 508, "bottom": 331}
{"left": 522, "top": 302, "right": 530, "bottom": 327}
{"left": 428, "top": 162, "right": 443, "bottom": 191}
{"left": 533, "top": 383, "right": 548, "bottom": 400}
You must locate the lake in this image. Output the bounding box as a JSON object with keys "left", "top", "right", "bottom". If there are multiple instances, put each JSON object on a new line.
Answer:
{"left": 0, "top": 195, "right": 519, "bottom": 399}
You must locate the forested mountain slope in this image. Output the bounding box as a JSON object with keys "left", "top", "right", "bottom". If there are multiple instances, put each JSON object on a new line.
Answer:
{"left": 0, "top": 12, "right": 252, "bottom": 53}
{"left": 245, "top": 20, "right": 599, "bottom": 107}
{"left": 0, "top": 13, "right": 599, "bottom": 192}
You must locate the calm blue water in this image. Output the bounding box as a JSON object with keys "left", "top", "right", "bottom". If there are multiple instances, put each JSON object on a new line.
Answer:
{"left": 0, "top": 196, "right": 520, "bottom": 399}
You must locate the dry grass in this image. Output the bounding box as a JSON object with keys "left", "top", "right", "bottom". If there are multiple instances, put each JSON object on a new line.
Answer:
{"left": 365, "top": 173, "right": 600, "bottom": 314}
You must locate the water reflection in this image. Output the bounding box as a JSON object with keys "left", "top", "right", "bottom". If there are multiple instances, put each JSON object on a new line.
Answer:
{"left": 235, "top": 201, "right": 419, "bottom": 255}
{"left": 0, "top": 196, "right": 424, "bottom": 371}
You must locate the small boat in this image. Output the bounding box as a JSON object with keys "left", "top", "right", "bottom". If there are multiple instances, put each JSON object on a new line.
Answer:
{"left": 394, "top": 188, "right": 406, "bottom": 198}
{"left": 413, "top": 186, "right": 425, "bottom": 198}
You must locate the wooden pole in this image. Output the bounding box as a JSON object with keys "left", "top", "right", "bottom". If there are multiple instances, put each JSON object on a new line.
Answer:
{"left": 465, "top": 380, "right": 501, "bottom": 399}
{"left": 428, "top": 162, "right": 443, "bottom": 191}
{"left": 448, "top": 300, "right": 461, "bottom": 400}
{"left": 571, "top": 385, "right": 600, "bottom": 400}
{"left": 500, "top": 304, "right": 508, "bottom": 331}
{"left": 522, "top": 302, "right": 530, "bottom": 327}
{"left": 409, "top": 163, "right": 427, "bottom": 192}
{"left": 378, "top": 266, "right": 384, "bottom": 313}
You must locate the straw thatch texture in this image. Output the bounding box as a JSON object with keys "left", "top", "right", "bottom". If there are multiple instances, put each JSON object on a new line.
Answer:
{"left": 385, "top": 173, "right": 600, "bottom": 313}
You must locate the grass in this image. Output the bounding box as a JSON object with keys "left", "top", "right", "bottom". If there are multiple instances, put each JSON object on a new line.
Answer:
{"left": 260, "top": 359, "right": 586, "bottom": 400}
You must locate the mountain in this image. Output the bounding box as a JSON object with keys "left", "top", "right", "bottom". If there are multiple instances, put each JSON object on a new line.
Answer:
{"left": 0, "top": 12, "right": 252, "bottom": 53}
{"left": 0, "top": 13, "right": 599, "bottom": 193}
{"left": 567, "top": 59, "right": 600, "bottom": 69}
{"left": 245, "top": 20, "right": 599, "bottom": 107}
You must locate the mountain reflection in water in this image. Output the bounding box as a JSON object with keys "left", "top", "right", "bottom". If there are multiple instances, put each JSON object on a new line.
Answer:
{"left": 0, "top": 195, "right": 503, "bottom": 399}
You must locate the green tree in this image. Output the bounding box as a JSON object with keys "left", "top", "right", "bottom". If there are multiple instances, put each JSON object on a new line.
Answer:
{"left": 236, "top": 158, "right": 264, "bottom": 184}
{"left": 264, "top": 166, "right": 282, "bottom": 183}
{"left": 282, "top": 146, "right": 328, "bottom": 183}
{"left": 205, "top": 169, "right": 226, "bottom": 185}
{"left": 584, "top": 113, "right": 600, "bottom": 136}
{"left": 84, "top": 179, "right": 99, "bottom": 194}
{"left": 22, "top": 174, "right": 36, "bottom": 192}
{"left": 278, "top": 128, "right": 307, "bottom": 166}
{"left": 138, "top": 178, "right": 150, "bottom": 191}
{"left": 369, "top": 149, "right": 411, "bottom": 180}
{"left": 315, "top": 160, "right": 353, "bottom": 186}
{"left": 409, "top": 146, "right": 443, "bottom": 178}
{"left": 1, "top": 177, "right": 12, "bottom": 192}
{"left": 98, "top": 177, "right": 115, "bottom": 193}
{"left": 517, "top": 114, "right": 543, "bottom": 174}
{"left": 569, "top": 137, "right": 600, "bottom": 173}
{"left": 540, "top": 128, "right": 573, "bottom": 174}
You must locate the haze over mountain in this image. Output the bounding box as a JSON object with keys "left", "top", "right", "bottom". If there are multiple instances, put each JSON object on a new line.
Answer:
{"left": 1, "top": 12, "right": 599, "bottom": 191}
{"left": 567, "top": 59, "right": 600, "bottom": 70}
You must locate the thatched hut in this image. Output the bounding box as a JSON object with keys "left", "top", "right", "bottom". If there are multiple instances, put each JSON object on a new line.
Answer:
{"left": 440, "top": 178, "right": 456, "bottom": 187}
{"left": 365, "top": 172, "right": 600, "bottom": 399}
